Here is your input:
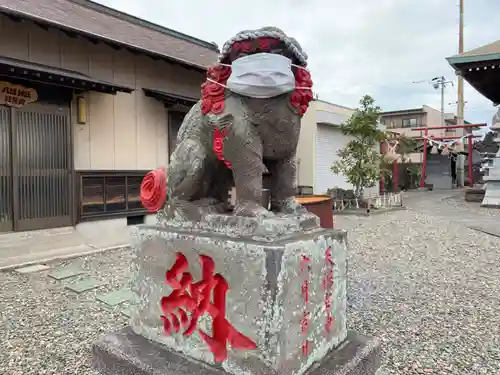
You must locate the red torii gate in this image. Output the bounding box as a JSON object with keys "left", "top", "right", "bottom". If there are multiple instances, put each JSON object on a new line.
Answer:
{"left": 411, "top": 123, "right": 487, "bottom": 188}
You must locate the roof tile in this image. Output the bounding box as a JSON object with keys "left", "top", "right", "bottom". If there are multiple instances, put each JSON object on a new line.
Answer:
{"left": 0, "top": 0, "right": 219, "bottom": 69}
{"left": 452, "top": 40, "right": 500, "bottom": 59}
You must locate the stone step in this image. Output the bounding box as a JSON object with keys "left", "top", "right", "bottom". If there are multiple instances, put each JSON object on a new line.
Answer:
{"left": 49, "top": 266, "right": 86, "bottom": 280}
{"left": 96, "top": 288, "right": 134, "bottom": 307}
{"left": 65, "top": 277, "right": 105, "bottom": 293}
{"left": 14, "top": 264, "right": 51, "bottom": 274}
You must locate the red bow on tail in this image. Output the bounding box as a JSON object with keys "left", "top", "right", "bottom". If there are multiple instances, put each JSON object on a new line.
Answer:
{"left": 140, "top": 168, "right": 167, "bottom": 212}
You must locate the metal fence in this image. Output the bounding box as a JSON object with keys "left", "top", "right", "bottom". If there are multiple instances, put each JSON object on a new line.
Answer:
{"left": 332, "top": 192, "right": 403, "bottom": 212}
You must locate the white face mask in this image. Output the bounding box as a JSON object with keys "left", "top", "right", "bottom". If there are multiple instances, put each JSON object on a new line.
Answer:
{"left": 215, "top": 53, "right": 308, "bottom": 99}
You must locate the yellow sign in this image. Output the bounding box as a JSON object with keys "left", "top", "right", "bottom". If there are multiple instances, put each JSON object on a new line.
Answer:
{"left": 0, "top": 81, "right": 38, "bottom": 108}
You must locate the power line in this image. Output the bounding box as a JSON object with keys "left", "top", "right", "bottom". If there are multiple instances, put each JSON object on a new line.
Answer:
{"left": 414, "top": 76, "right": 454, "bottom": 125}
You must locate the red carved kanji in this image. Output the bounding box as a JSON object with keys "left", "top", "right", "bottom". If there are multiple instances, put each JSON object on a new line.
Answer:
{"left": 160, "top": 252, "right": 257, "bottom": 362}
{"left": 299, "top": 255, "right": 312, "bottom": 356}
{"left": 322, "top": 247, "right": 335, "bottom": 334}
{"left": 301, "top": 340, "right": 311, "bottom": 356}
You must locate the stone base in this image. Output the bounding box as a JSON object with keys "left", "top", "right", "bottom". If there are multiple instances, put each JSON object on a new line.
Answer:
{"left": 130, "top": 221, "right": 348, "bottom": 375}
{"left": 93, "top": 328, "right": 381, "bottom": 375}
{"left": 481, "top": 178, "right": 500, "bottom": 208}
{"left": 465, "top": 188, "right": 485, "bottom": 203}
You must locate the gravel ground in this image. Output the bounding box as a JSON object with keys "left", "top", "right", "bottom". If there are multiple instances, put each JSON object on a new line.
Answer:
{"left": 1, "top": 192, "right": 499, "bottom": 374}
{"left": 0, "top": 250, "right": 133, "bottom": 375}
{"left": 340, "top": 192, "right": 500, "bottom": 375}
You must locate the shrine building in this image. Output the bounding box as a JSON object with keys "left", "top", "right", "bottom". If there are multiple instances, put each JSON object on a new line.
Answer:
{"left": 447, "top": 39, "right": 500, "bottom": 105}
{"left": 0, "top": 0, "right": 218, "bottom": 234}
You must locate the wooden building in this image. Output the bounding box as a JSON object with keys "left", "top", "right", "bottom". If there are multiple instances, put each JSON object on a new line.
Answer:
{"left": 0, "top": 0, "right": 218, "bottom": 233}
{"left": 447, "top": 39, "right": 500, "bottom": 104}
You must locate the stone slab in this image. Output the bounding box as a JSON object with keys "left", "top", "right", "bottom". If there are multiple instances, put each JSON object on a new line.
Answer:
{"left": 93, "top": 328, "right": 381, "bottom": 375}
{"left": 130, "top": 224, "right": 348, "bottom": 375}
{"left": 14, "top": 264, "right": 50, "bottom": 274}
{"left": 65, "top": 278, "right": 104, "bottom": 293}
{"left": 48, "top": 266, "right": 86, "bottom": 280}
{"left": 97, "top": 289, "right": 134, "bottom": 307}
{"left": 156, "top": 209, "right": 321, "bottom": 242}
{"left": 120, "top": 307, "right": 133, "bottom": 318}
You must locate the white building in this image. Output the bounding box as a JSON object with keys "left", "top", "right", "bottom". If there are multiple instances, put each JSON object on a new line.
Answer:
{"left": 297, "top": 99, "right": 378, "bottom": 196}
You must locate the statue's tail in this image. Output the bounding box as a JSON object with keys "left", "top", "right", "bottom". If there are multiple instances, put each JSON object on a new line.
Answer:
{"left": 140, "top": 168, "right": 167, "bottom": 213}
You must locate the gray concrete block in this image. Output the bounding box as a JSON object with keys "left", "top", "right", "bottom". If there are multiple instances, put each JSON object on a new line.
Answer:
{"left": 120, "top": 307, "right": 133, "bottom": 318}
{"left": 65, "top": 278, "right": 104, "bottom": 293}
{"left": 48, "top": 266, "right": 85, "bottom": 280}
{"left": 97, "top": 289, "right": 134, "bottom": 307}
{"left": 129, "top": 217, "right": 348, "bottom": 375}
{"left": 14, "top": 264, "right": 50, "bottom": 274}
{"left": 93, "top": 328, "right": 381, "bottom": 375}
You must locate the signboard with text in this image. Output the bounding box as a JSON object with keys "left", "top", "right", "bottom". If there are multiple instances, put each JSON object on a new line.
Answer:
{"left": 0, "top": 81, "right": 38, "bottom": 108}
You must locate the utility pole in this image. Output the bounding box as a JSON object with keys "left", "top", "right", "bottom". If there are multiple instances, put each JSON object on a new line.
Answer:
{"left": 457, "top": 0, "right": 464, "bottom": 126}
{"left": 431, "top": 76, "right": 453, "bottom": 125}
{"left": 441, "top": 77, "right": 445, "bottom": 125}
{"left": 456, "top": 0, "right": 465, "bottom": 187}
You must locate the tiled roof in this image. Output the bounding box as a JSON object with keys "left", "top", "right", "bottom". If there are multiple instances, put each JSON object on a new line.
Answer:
{"left": 0, "top": 0, "right": 219, "bottom": 69}
{"left": 453, "top": 40, "right": 500, "bottom": 59}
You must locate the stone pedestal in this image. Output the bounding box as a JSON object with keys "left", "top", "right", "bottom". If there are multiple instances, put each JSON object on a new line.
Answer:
{"left": 481, "top": 115, "right": 500, "bottom": 208}
{"left": 481, "top": 174, "right": 500, "bottom": 207}
{"left": 481, "top": 137, "right": 500, "bottom": 208}
{"left": 93, "top": 212, "right": 381, "bottom": 375}
{"left": 94, "top": 328, "right": 381, "bottom": 375}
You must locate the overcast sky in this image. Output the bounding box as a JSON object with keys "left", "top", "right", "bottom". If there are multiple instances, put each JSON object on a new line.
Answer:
{"left": 98, "top": 0, "right": 498, "bottom": 127}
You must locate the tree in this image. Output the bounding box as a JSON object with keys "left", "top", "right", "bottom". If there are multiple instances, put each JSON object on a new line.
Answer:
{"left": 331, "top": 95, "right": 386, "bottom": 197}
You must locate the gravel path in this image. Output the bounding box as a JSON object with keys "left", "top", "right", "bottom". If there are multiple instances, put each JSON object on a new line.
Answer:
{"left": 0, "top": 250, "right": 133, "bottom": 375}
{"left": 1, "top": 192, "right": 499, "bottom": 374}
{"left": 340, "top": 192, "right": 500, "bottom": 374}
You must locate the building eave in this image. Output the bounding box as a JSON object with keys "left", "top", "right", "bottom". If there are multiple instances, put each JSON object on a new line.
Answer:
{"left": 447, "top": 53, "right": 500, "bottom": 70}
{"left": 380, "top": 108, "right": 424, "bottom": 116}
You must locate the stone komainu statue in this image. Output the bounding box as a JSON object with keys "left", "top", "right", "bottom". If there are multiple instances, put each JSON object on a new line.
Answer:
{"left": 167, "top": 27, "right": 313, "bottom": 218}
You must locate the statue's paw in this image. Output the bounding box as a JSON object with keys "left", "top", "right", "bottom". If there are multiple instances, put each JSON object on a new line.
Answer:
{"left": 277, "top": 197, "right": 308, "bottom": 216}
{"left": 233, "top": 201, "right": 275, "bottom": 219}
{"left": 194, "top": 198, "right": 226, "bottom": 214}
{"left": 163, "top": 199, "right": 203, "bottom": 222}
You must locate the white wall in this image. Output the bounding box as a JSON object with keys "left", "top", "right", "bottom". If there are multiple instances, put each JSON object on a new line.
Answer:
{"left": 301, "top": 100, "right": 381, "bottom": 197}
{"left": 297, "top": 100, "right": 356, "bottom": 189}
